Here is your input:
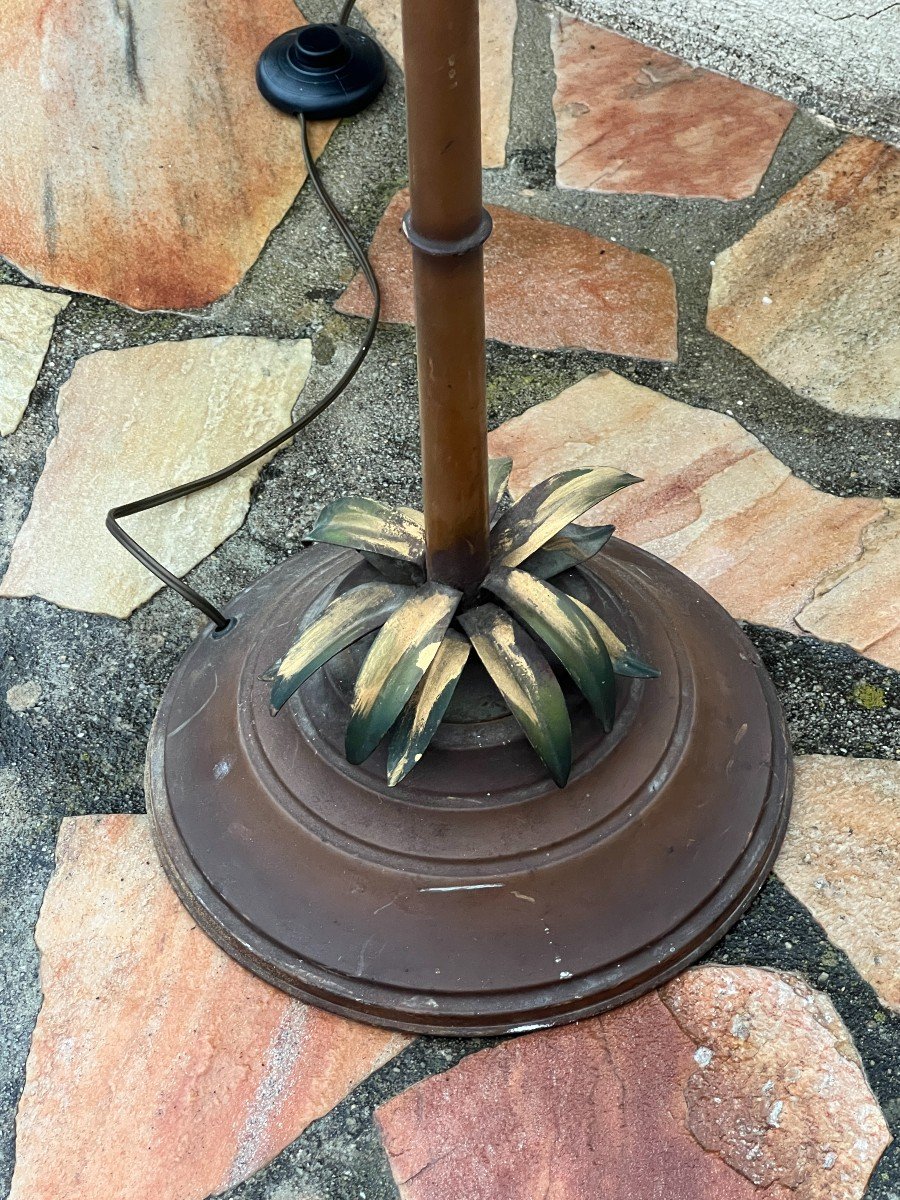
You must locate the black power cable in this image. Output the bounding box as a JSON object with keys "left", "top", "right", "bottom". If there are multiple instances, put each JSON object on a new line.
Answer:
{"left": 106, "top": 1, "right": 377, "bottom": 632}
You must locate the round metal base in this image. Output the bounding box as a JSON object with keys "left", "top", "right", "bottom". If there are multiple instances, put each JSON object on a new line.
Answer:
{"left": 147, "top": 541, "right": 792, "bottom": 1036}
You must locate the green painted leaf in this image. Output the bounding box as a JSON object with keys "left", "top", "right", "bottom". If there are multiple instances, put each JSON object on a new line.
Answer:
{"left": 267, "top": 581, "right": 414, "bottom": 713}
{"left": 346, "top": 583, "right": 461, "bottom": 764}
{"left": 306, "top": 496, "right": 426, "bottom": 563}
{"left": 386, "top": 630, "right": 470, "bottom": 786}
{"left": 488, "top": 456, "right": 514, "bottom": 522}
{"left": 362, "top": 551, "right": 425, "bottom": 585}
{"left": 490, "top": 468, "right": 640, "bottom": 568}
{"left": 458, "top": 604, "right": 572, "bottom": 788}
{"left": 523, "top": 523, "right": 615, "bottom": 579}
{"left": 566, "top": 594, "right": 660, "bottom": 679}
{"left": 484, "top": 568, "right": 616, "bottom": 732}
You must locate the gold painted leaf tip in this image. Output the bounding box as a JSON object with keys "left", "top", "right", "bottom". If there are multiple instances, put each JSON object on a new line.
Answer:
{"left": 458, "top": 603, "right": 572, "bottom": 787}
{"left": 269, "top": 581, "right": 413, "bottom": 715}
{"left": 490, "top": 467, "right": 639, "bottom": 569}
{"left": 483, "top": 568, "right": 616, "bottom": 732}
{"left": 305, "top": 495, "right": 426, "bottom": 564}
{"left": 345, "top": 583, "right": 462, "bottom": 765}
{"left": 385, "top": 630, "right": 470, "bottom": 786}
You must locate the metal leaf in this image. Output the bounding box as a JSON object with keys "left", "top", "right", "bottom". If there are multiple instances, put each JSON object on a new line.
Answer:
{"left": 484, "top": 568, "right": 616, "bottom": 732}
{"left": 566, "top": 594, "right": 660, "bottom": 679}
{"left": 458, "top": 604, "right": 572, "bottom": 788}
{"left": 362, "top": 551, "right": 425, "bottom": 585}
{"left": 267, "top": 581, "right": 414, "bottom": 713}
{"left": 346, "top": 583, "right": 461, "bottom": 764}
{"left": 522, "top": 523, "right": 615, "bottom": 579}
{"left": 490, "top": 467, "right": 640, "bottom": 568}
{"left": 488, "top": 456, "right": 514, "bottom": 522}
{"left": 386, "top": 630, "right": 470, "bottom": 786}
{"left": 306, "top": 496, "right": 426, "bottom": 564}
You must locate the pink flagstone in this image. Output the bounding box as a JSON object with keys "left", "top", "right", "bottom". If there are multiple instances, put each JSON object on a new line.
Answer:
{"left": 9, "top": 815, "right": 409, "bottom": 1200}
{"left": 0, "top": 336, "right": 313, "bottom": 618}
{"left": 377, "top": 965, "right": 888, "bottom": 1200}
{"left": 488, "top": 370, "right": 900, "bottom": 669}
{"left": 0, "top": 1, "right": 334, "bottom": 311}
{"left": 355, "top": 0, "right": 517, "bottom": 167}
{"left": 777, "top": 756, "right": 900, "bottom": 1012}
{"left": 797, "top": 499, "right": 900, "bottom": 665}
{"left": 336, "top": 190, "right": 678, "bottom": 360}
{"left": 708, "top": 139, "right": 900, "bottom": 419}
{"left": 0, "top": 285, "right": 69, "bottom": 437}
{"left": 551, "top": 16, "right": 795, "bottom": 200}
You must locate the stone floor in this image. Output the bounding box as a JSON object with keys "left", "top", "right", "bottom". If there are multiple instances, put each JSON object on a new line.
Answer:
{"left": 0, "top": 1, "right": 898, "bottom": 1198}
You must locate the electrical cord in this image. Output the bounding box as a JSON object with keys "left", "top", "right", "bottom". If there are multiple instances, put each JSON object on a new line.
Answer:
{"left": 106, "top": 1, "right": 377, "bottom": 632}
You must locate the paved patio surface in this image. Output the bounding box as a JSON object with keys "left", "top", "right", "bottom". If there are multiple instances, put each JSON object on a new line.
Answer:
{"left": 0, "top": 1, "right": 897, "bottom": 1198}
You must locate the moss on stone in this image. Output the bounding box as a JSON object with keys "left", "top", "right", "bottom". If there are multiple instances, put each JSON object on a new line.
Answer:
{"left": 851, "top": 680, "right": 887, "bottom": 710}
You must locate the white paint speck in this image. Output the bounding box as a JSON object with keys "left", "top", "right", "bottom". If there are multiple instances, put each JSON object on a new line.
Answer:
{"left": 762, "top": 294, "right": 773, "bottom": 304}
{"left": 419, "top": 883, "right": 503, "bottom": 893}
{"left": 694, "top": 1046, "right": 713, "bottom": 1067}
{"left": 213, "top": 759, "right": 231, "bottom": 780}
{"left": 767, "top": 1100, "right": 784, "bottom": 1127}
{"left": 559, "top": 971, "right": 573, "bottom": 980}
{"left": 823, "top": 1151, "right": 837, "bottom": 1169}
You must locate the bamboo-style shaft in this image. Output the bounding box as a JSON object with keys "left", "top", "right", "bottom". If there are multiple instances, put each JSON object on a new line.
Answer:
{"left": 400, "top": 0, "right": 491, "bottom": 594}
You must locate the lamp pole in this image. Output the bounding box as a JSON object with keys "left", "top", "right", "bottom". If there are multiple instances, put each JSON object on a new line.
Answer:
{"left": 400, "top": 0, "right": 491, "bottom": 594}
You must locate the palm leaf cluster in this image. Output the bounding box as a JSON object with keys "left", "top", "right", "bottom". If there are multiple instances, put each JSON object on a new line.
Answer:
{"left": 264, "top": 459, "right": 658, "bottom": 787}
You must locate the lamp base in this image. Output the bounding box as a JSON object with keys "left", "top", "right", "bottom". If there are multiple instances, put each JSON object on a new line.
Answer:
{"left": 146, "top": 541, "right": 791, "bottom": 1036}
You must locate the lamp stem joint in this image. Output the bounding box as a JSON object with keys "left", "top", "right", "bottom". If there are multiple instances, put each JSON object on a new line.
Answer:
{"left": 401, "top": 208, "right": 492, "bottom": 257}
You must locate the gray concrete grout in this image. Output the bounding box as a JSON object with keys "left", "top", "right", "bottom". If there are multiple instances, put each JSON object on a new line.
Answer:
{"left": 0, "top": 2, "right": 897, "bottom": 1196}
